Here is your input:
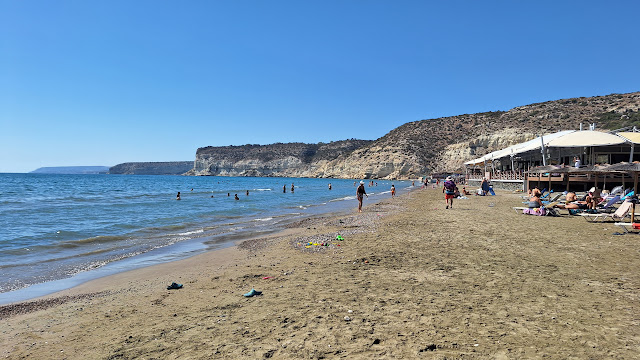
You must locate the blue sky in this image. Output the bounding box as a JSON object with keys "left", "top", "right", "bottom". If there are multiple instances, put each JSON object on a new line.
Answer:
{"left": 1, "top": 1, "right": 639, "bottom": 173}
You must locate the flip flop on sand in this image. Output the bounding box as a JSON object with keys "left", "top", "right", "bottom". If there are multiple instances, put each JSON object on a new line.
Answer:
{"left": 243, "top": 289, "right": 262, "bottom": 297}
{"left": 167, "top": 282, "right": 183, "bottom": 290}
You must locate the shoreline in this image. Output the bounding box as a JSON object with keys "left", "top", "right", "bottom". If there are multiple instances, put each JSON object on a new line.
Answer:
{"left": 0, "top": 181, "right": 411, "bottom": 305}
{"left": 0, "top": 189, "right": 402, "bottom": 311}
{"left": 3, "top": 188, "right": 639, "bottom": 358}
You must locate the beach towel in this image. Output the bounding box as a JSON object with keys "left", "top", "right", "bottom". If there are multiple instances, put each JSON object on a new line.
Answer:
{"left": 523, "top": 207, "right": 546, "bottom": 216}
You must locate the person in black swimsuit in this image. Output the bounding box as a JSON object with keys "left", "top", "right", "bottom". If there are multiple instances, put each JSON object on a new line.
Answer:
{"left": 356, "top": 181, "right": 368, "bottom": 212}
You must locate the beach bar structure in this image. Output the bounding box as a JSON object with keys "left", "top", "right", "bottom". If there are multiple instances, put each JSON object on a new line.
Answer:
{"left": 464, "top": 129, "right": 640, "bottom": 192}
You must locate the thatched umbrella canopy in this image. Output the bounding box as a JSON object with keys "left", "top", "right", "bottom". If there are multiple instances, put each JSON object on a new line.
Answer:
{"left": 602, "top": 162, "right": 640, "bottom": 223}
{"left": 602, "top": 162, "right": 640, "bottom": 172}
{"left": 564, "top": 165, "right": 610, "bottom": 174}
{"left": 602, "top": 162, "right": 640, "bottom": 195}
{"left": 525, "top": 165, "right": 567, "bottom": 192}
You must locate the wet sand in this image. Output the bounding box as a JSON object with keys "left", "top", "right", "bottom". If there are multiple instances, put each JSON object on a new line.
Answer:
{"left": 1, "top": 188, "right": 639, "bottom": 359}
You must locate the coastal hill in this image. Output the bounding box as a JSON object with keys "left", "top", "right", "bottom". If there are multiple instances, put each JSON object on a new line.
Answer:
{"left": 31, "top": 166, "right": 110, "bottom": 174}
{"left": 112, "top": 92, "right": 640, "bottom": 179}
{"left": 316, "top": 91, "right": 640, "bottom": 178}
{"left": 109, "top": 161, "right": 193, "bottom": 175}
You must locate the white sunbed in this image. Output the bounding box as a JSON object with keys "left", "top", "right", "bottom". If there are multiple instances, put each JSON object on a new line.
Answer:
{"left": 614, "top": 222, "right": 639, "bottom": 233}
{"left": 580, "top": 201, "right": 632, "bottom": 222}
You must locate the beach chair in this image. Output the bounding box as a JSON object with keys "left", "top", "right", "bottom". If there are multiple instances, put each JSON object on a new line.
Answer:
{"left": 622, "top": 190, "right": 635, "bottom": 201}
{"left": 614, "top": 222, "right": 640, "bottom": 233}
{"left": 595, "top": 195, "right": 621, "bottom": 212}
{"left": 542, "top": 193, "right": 562, "bottom": 204}
{"left": 581, "top": 200, "right": 632, "bottom": 222}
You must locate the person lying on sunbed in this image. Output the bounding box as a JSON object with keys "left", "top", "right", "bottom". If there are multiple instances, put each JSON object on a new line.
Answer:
{"left": 586, "top": 187, "right": 601, "bottom": 210}
{"left": 554, "top": 192, "right": 589, "bottom": 209}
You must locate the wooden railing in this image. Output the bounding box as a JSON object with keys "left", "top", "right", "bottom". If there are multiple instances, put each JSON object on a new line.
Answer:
{"left": 467, "top": 171, "right": 525, "bottom": 181}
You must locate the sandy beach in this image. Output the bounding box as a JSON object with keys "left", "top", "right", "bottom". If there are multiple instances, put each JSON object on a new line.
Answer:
{"left": 2, "top": 188, "right": 639, "bottom": 359}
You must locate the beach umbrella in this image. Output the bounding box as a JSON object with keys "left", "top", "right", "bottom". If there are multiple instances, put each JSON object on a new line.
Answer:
{"left": 602, "top": 162, "right": 640, "bottom": 194}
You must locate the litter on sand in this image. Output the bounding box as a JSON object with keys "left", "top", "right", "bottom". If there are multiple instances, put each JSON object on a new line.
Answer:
{"left": 243, "top": 289, "right": 263, "bottom": 297}
{"left": 167, "top": 282, "right": 183, "bottom": 290}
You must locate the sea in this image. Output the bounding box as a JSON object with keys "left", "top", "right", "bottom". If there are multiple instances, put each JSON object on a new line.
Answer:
{"left": 0, "top": 173, "right": 413, "bottom": 304}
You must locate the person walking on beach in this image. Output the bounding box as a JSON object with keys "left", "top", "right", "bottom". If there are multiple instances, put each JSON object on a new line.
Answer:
{"left": 390, "top": 184, "right": 396, "bottom": 198}
{"left": 443, "top": 176, "right": 457, "bottom": 209}
{"left": 357, "top": 181, "right": 368, "bottom": 212}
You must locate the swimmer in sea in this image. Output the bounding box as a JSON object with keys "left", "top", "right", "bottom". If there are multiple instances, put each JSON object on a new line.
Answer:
{"left": 234, "top": 194, "right": 239, "bottom": 200}
{"left": 176, "top": 192, "right": 181, "bottom": 200}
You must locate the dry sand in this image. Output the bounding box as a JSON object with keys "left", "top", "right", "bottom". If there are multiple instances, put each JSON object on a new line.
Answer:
{"left": 1, "top": 188, "right": 639, "bottom": 359}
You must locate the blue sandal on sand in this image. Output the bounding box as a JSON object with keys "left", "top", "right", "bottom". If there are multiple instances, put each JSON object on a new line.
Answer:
{"left": 167, "top": 282, "right": 183, "bottom": 290}
{"left": 243, "top": 289, "right": 262, "bottom": 297}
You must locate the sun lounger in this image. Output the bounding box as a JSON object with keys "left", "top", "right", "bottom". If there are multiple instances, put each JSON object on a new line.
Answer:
{"left": 614, "top": 222, "right": 640, "bottom": 233}
{"left": 594, "top": 195, "right": 622, "bottom": 213}
{"left": 581, "top": 200, "right": 632, "bottom": 222}
{"left": 542, "top": 193, "right": 563, "bottom": 204}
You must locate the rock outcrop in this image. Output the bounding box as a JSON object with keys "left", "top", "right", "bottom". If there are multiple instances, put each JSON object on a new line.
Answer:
{"left": 109, "top": 162, "right": 194, "bottom": 175}
{"left": 188, "top": 140, "right": 372, "bottom": 177}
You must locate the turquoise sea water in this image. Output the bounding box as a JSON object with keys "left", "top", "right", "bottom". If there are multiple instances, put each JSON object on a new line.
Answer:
{"left": 0, "top": 174, "right": 412, "bottom": 303}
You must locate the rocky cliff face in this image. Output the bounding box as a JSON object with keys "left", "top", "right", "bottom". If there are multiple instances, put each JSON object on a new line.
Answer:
{"left": 188, "top": 140, "right": 372, "bottom": 177}
{"left": 329, "top": 92, "right": 640, "bottom": 177}
{"left": 187, "top": 92, "right": 640, "bottom": 179}
{"left": 109, "top": 161, "right": 194, "bottom": 175}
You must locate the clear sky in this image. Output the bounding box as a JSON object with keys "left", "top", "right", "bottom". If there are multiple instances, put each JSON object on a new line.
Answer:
{"left": 1, "top": 1, "right": 639, "bottom": 173}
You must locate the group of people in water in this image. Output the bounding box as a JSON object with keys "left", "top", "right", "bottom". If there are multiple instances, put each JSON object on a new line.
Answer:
{"left": 176, "top": 181, "right": 403, "bottom": 213}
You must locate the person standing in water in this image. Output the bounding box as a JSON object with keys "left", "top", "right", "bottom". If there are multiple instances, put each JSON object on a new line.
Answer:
{"left": 328, "top": 183, "right": 332, "bottom": 190}
{"left": 234, "top": 194, "right": 239, "bottom": 200}
{"left": 390, "top": 184, "right": 396, "bottom": 198}
{"left": 176, "top": 192, "right": 181, "bottom": 200}
{"left": 291, "top": 183, "right": 295, "bottom": 193}
{"left": 283, "top": 185, "right": 286, "bottom": 193}
{"left": 356, "top": 181, "right": 368, "bottom": 212}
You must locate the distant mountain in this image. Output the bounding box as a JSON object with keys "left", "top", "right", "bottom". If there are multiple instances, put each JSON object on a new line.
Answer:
{"left": 108, "top": 161, "right": 194, "bottom": 175}
{"left": 30, "top": 166, "right": 110, "bottom": 174}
